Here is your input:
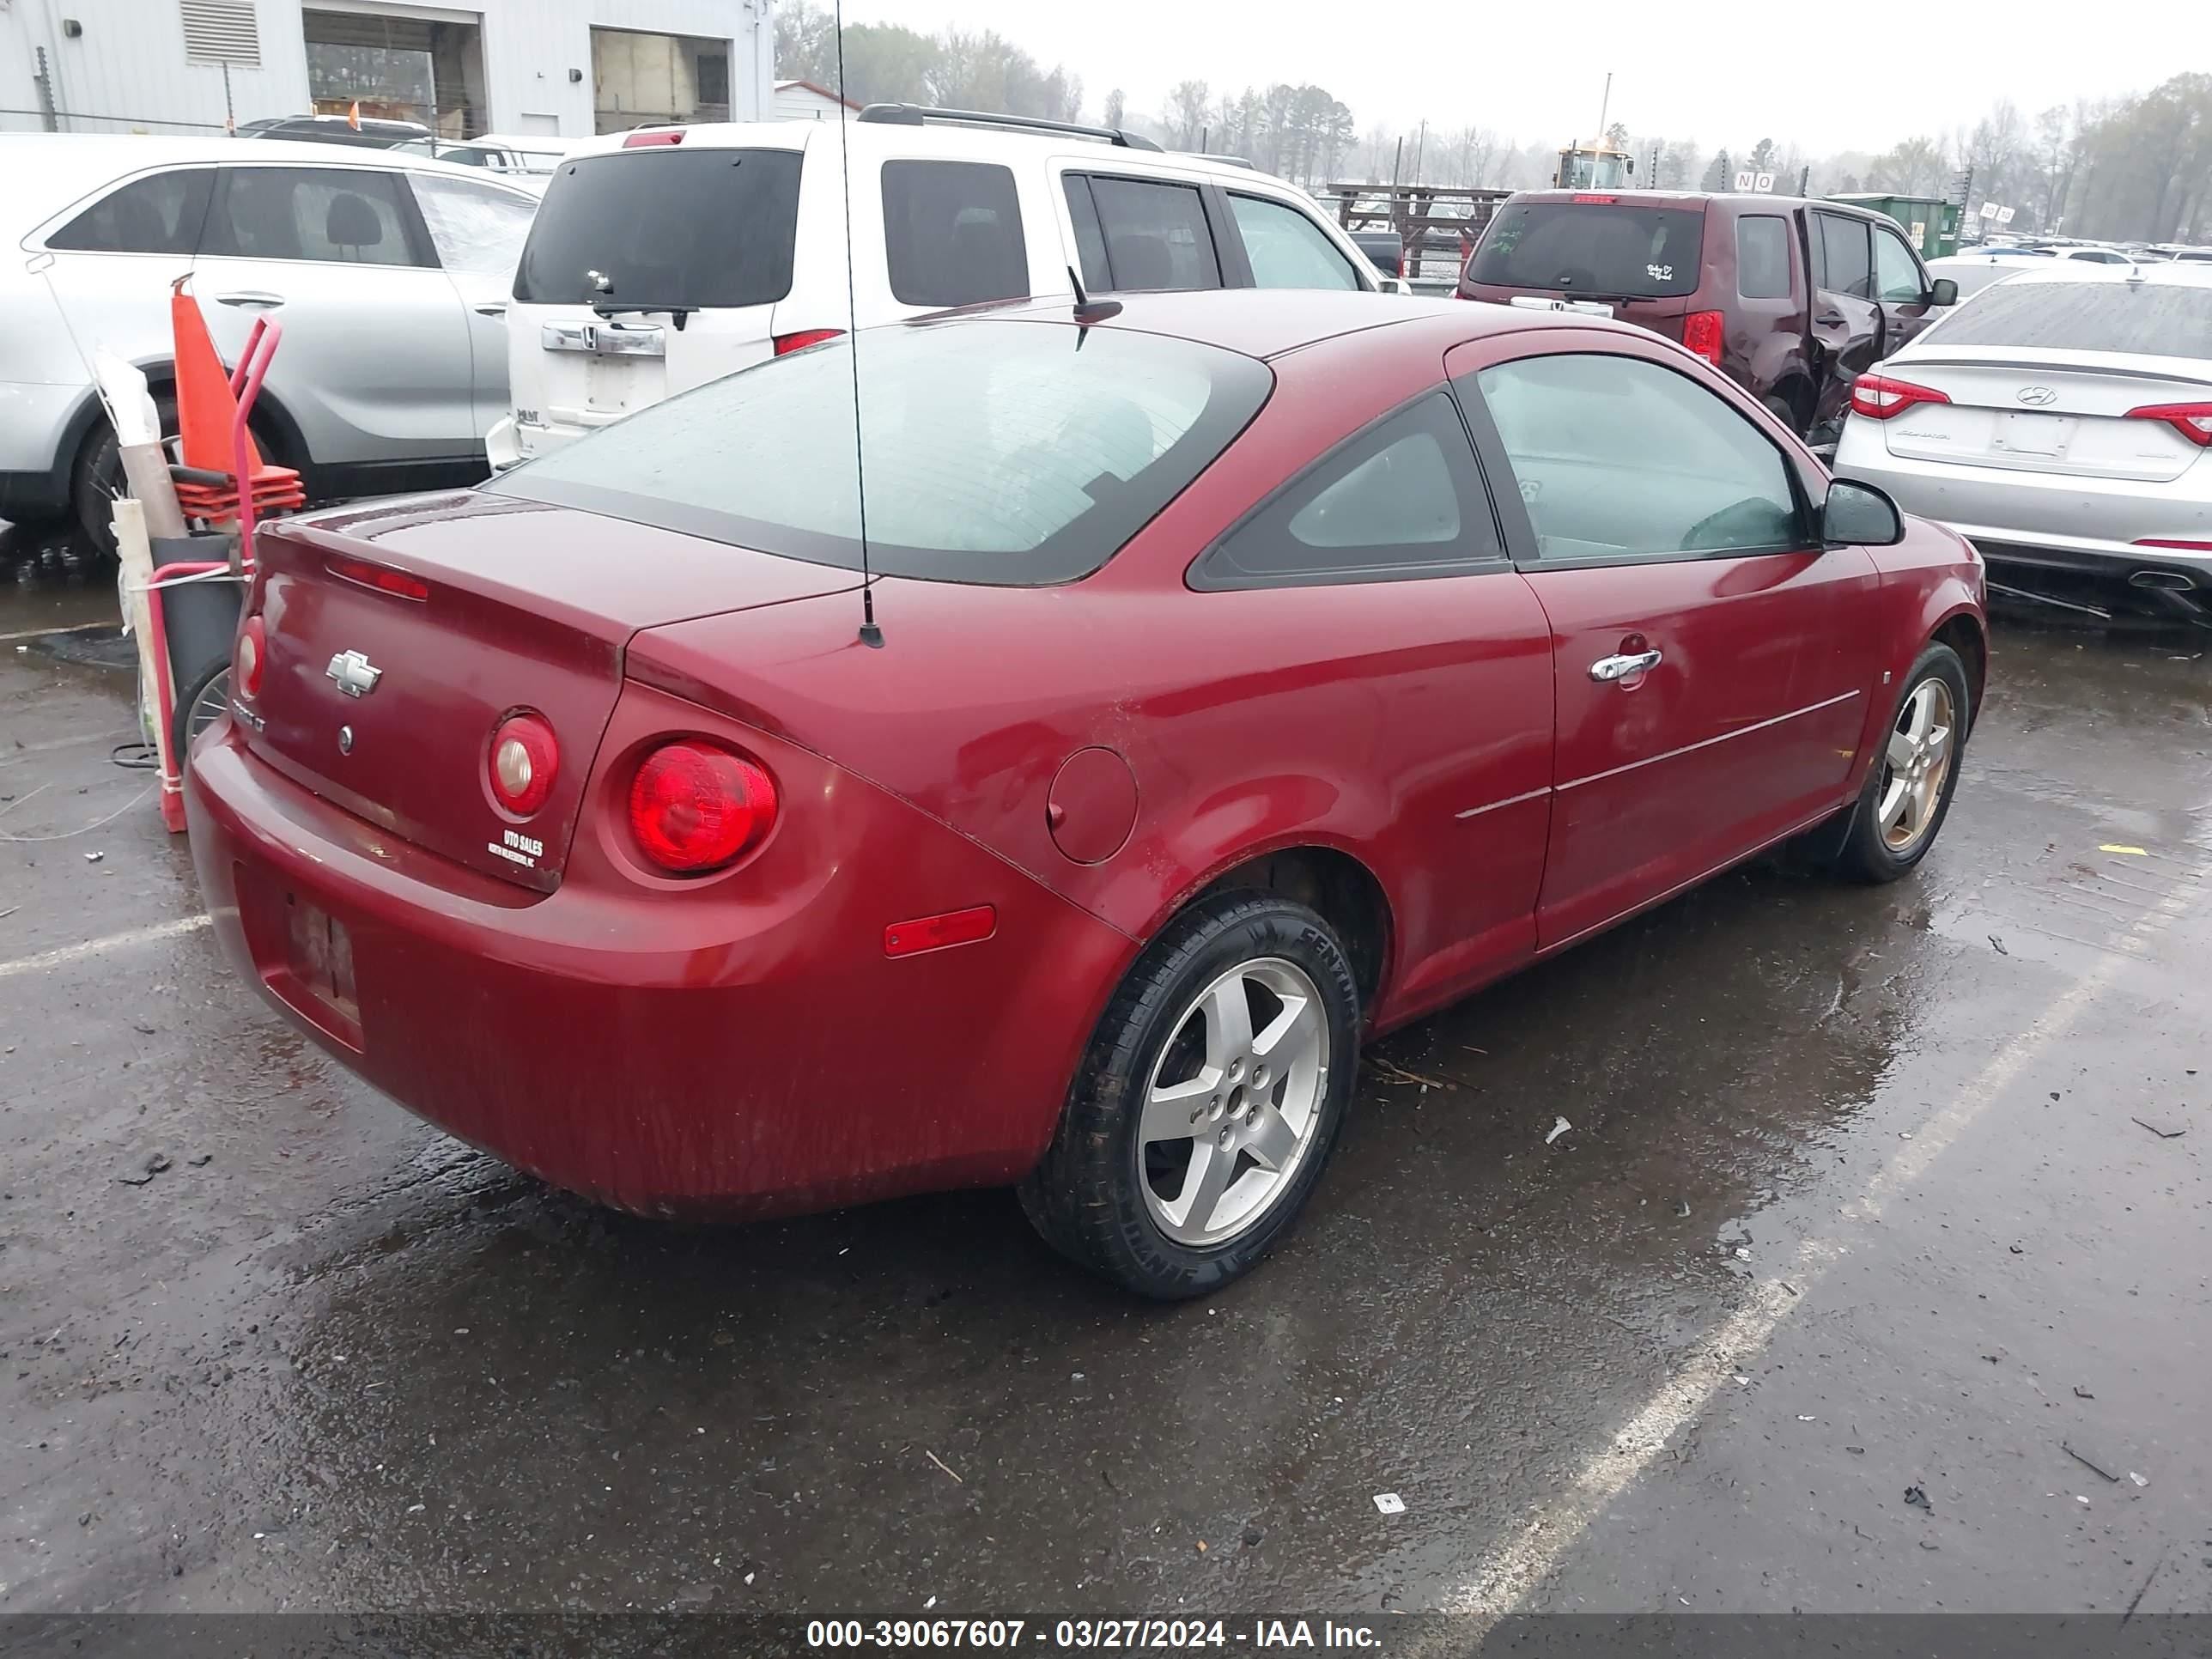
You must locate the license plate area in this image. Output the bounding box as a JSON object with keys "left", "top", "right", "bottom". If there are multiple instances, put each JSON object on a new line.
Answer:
{"left": 238, "top": 866, "right": 365, "bottom": 1050}
{"left": 1993, "top": 411, "right": 2075, "bottom": 458}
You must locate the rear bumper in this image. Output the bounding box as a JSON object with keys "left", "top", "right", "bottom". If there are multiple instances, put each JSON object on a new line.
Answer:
{"left": 185, "top": 700, "right": 1134, "bottom": 1218}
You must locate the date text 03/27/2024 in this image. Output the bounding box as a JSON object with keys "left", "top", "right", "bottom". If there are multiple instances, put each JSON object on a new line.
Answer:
{"left": 803, "top": 1620, "right": 1382, "bottom": 1650}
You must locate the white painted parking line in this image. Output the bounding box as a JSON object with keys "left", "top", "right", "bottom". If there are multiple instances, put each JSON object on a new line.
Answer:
{"left": 1441, "top": 855, "right": 2205, "bottom": 1622}
{"left": 0, "top": 619, "right": 121, "bottom": 646}
{"left": 0, "top": 913, "right": 212, "bottom": 981}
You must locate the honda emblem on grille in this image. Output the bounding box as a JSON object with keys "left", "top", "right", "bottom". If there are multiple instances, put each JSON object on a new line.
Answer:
{"left": 2016, "top": 386, "right": 2059, "bottom": 406}
{"left": 325, "top": 649, "right": 382, "bottom": 698}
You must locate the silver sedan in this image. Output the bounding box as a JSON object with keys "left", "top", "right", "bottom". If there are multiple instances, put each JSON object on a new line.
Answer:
{"left": 1833, "top": 261, "right": 2212, "bottom": 613}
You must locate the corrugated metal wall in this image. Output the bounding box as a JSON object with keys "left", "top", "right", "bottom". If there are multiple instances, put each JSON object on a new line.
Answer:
{"left": 1, "top": 0, "right": 765, "bottom": 138}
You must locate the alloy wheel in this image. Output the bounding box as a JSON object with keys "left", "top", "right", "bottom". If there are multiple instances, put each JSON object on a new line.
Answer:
{"left": 1877, "top": 678, "right": 1955, "bottom": 854}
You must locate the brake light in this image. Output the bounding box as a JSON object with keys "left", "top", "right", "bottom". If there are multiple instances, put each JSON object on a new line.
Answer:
{"left": 235, "top": 615, "right": 266, "bottom": 699}
{"left": 773, "top": 328, "right": 844, "bottom": 356}
{"left": 628, "top": 741, "right": 777, "bottom": 873}
{"left": 884, "top": 905, "right": 997, "bottom": 958}
{"left": 622, "top": 129, "right": 684, "bottom": 148}
{"left": 327, "top": 556, "right": 428, "bottom": 601}
{"left": 487, "top": 711, "right": 558, "bottom": 817}
{"left": 1680, "top": 310, "right": 1724, "bottom": 367}
{"left": 2136, "top": 538, "right": 2212, "bottom": 550}
{"left": 1851, "top": 373, "right": 1952, "bottom": 419}
{"left": 2125, "top": 402, "right": 2212, "bottom": 447}
{"left": 1571, "top": 194, "right": 1618, "bottom": 204}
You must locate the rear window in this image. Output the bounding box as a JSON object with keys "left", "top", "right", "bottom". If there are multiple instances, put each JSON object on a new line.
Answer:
{"left": 1468, "top": 203, "right": 1705, "bottom": 299}
{"left": 1929, "top": 279, "right": 2212, "bottom": 358}
{"left": 514, "top": 148, "right": 801, "bottom": 309}
{"left": 881, "top": 159, "right": 1028, "bottom": 308}
{"left": 489, "top": 320, "right": 1273, "bottom": 586}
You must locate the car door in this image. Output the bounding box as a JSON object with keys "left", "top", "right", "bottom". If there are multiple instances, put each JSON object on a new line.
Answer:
{"left": 1188, "top": 390, "right": 1554, "bottom": 1015}
{"left": 1451, "top": 332, "right": 1884, "bottom": 952}
{"left": 194, "top": 161, "right": 477, "bottom": 485}
{"left": 1808, "top": 211, "right": 1883, "bottom": 430}
{"left": 1871, "top": 221, "right": 1942, "bottom": 356}
{"left": 406, "top": 171, "right": 541, "bottom": 434}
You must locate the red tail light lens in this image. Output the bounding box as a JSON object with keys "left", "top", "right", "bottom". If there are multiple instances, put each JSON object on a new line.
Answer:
{"left": 1571, "top": 193, "right": 1618, "bottom": 204}
{"left": 1680, "top": 310, "right": 1725, "bottom": 366}
{"left": 1851, "top": 373, "right": 1952, "bottom": 420}
{"left": 2125, "top": 403, "right": 2212, "bottom": 447}
{"left": 628, "top": 741, "right": 778, "bottom": 873}
{"left": 487, "top": 712, "right": 557, "bottom": 817}
{"left": 234, "top": 615, "right": 266, "bottom": 699}
{"left": 622, "top": 128, "right": 684, "bottom": 147}
{"left": 774, "top": 328, "right": 844, "bottom": 356}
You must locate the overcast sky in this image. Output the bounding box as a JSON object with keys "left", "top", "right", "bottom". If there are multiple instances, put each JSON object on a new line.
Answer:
{"left": 845, "top": 0, "right": 2191, "bottom": 155}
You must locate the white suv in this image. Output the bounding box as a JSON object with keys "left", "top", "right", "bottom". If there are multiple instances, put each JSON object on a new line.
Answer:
{"left": 491, "top": 106, "right": 1396, "bottom": 467}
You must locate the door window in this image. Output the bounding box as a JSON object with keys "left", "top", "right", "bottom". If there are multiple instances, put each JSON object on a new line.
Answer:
{"left": 410, "top": 174, "right": 538, "bottom": 274}
{"left": 1814, "top": 214, "right": 1872, "bottom": 298}
{"left": 48, "top": 168, "right": 216, "bottom": 254}
{"left": 881, "top": 159, "right": 1029, "bottom": 307}
{"left": 1226, "top": 193, "right": 1362, "bottom": 290}
{"left": 1735, "top": 215, "right": 1792, "bottom": 300}
{"left": 1065, "top": 175, "right": 1221, "bottom": 293}
{"left": 204, "top": 167, "right": 428, "bottom": 266}
{"left": 1873, "top": 228, "right": 1926, "bottom": 301}
{"left": 1473, "top": 353, "right": 1802, "bottom": 562}
{"left": 1194, "top": 393, "right": 1502, "bottom": 587}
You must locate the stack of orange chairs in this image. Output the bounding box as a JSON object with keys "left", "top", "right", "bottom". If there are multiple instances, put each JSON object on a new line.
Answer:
{"left": 167, "top": 282, "right": 305, "bottom": 526}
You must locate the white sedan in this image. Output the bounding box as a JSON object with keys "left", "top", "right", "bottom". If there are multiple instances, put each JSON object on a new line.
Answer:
{"left": 1833, "top": 261, "right": 2212, "bottom": 610}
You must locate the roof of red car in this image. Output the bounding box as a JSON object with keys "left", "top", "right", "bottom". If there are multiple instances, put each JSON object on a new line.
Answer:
{"left": 952, "top": 289, "right": 1572, "bottom": 360}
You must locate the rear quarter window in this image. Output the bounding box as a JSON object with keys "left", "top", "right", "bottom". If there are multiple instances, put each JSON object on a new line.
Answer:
{"left": 1735, "top": 216, "right": 1792, "bottom": 300}
{"left": 48, "top": 168, "right": 215, "bottom": 254}
{"left": 516, "top": 148, "right": 802, "bottom": 309}
{"left": 881, "top": 159, "right": 1029, "bottom": 308}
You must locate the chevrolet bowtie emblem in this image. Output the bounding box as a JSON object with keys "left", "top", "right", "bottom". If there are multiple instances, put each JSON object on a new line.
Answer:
{"left": 325, "top": 649, "right": 382, "bottom": 698}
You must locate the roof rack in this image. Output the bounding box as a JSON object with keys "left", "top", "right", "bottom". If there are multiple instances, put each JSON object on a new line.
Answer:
{"left": 855, "top": 103, "right": 1163, "bottom": 151}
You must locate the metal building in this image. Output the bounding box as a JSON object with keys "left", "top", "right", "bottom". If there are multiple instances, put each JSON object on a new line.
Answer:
{"left": 3, "top": 0, "right": 775, "bottom": 140}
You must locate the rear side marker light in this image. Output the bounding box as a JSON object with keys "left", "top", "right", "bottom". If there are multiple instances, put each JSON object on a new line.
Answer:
{"left": 1680, "top": 309, "right": 1724, "bottom": 367}
{"left": 2125, "top": 403, "right": 2212, "bottom": 447}
{"left": 2136, "top": 538, "right": 2212, "bottom": 551}
{"left": 1851, "top": 373, "right": 1951, "bottom": 419}
{"left": 884, "top": 905, "right": 997, "bottom": 958}
{"left": 623, "top": 129, "right": 684, "bottom": 147}
{"left": 235, "top": 615, "right": 266, "bottom": 698}
{"left": 628, "top": 740, "right": 777, "bottom": 873}
{"left": 488, "top": 711, "right": 558, "bottom": 817}
{"left": 774, "top": 328, "right": 845, "bottom": 356}
{"left": 327, "top": 556, "right": 428, "bottom": 600}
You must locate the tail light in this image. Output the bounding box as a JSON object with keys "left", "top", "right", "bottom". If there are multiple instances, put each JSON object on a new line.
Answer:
{"left": 326, "top": 556, "right": 428, "bottom": 601}
{"left": 234, "top": 615, "right": 266, "bottom": 699}
{"left": 1571, "top": 193, "right": 1619, "bottom": 204}
{"left": 1851, "top": 373, "right": 1951, "bottom": 419}
{"left": 1680, "top": 310, "right": 1724, "bottom": 367}
{"left": 2125, "top": 403, "right": 2212, "bottom": 447}
{"left": 2136, "top": 538, "right": 2212, "bottom": 550}
{"left": 487, "top": 711, "right": 558, "bottom": 817}
{"left": 774, "top": 328, "right": 844, "bottom": 356}
{"left": 628, "top": 740, "right": 778, "bottom": 873}
{"left": 622, "top": 128, "right": 684, "bottom": 148}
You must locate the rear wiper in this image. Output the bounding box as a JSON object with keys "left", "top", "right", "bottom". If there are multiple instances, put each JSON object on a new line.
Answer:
{"left": 591, "top": 304, "right": 698, "bottom": 332}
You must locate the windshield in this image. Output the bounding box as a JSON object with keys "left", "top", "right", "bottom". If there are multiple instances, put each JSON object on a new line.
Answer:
{"left": 1468, "top": 202, "right": 1705, "bottom": 299}
{"left": 1929, "top": 279, "right": 2212, "bottom": 357}
{"left": 489, "top": 319, "right": 1273, "bottom": 586}
{"left": 514, "top": 148, "right": 802, "bottom": 310}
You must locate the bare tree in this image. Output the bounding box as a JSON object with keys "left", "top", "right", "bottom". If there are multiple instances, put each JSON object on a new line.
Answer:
{"left": 1103, "top": 88, "right": 1126, "bottom": 130}
{"left": 1164, "top": 79, "right": 1211, "bottom": 150}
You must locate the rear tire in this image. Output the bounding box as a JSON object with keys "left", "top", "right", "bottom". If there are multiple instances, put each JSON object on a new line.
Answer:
{"left": 1018, "top": 893, "right": 1360, "bottom": 1299}
{"left": 172, "top": 660, "right": 231, "bottom": 774}
{"left": 1833, "top": 642, "right": 1971, "bottom": 884}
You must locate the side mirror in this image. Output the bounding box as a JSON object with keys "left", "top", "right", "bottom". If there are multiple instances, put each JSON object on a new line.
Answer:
{"left": 1928, "top": 277, "right": 1959, "bottom": 307}
{"left": 1823, "top": 478, "right": 1905, "bottom": 547}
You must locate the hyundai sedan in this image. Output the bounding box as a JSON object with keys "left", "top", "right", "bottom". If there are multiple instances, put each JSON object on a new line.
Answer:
{"left": 187, "top": 291, "right": 1986, "bottom": 1298}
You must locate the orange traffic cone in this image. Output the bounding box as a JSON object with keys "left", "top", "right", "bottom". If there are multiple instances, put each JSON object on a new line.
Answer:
{"left": 170, "top": 276, "right": 267, "bottom": 477}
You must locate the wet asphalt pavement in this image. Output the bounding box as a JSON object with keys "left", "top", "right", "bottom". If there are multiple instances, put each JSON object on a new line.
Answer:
{"left": 1, "top": 532, "right": 2207, "bottom": 1629}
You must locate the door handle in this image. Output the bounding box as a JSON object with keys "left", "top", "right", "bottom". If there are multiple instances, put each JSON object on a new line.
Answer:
{"left": 214, "top": 290, "right": 284, "bottom": 308}
{"left": 473, "top": 302, "right": 508, "bottom": 318}
{"left": 1589, "top": 649, "right": 1662, "bottom": 683}
{"left": 1816, "top": 312, "right": 1846, "bottom": 327}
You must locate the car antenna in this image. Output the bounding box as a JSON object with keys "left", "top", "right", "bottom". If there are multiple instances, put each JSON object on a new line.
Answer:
{"left": 1069, "top": 264, "right": 1121, "bottom": 342}
{"left": 833, "top": 0, "right": 883, "bottom": 647}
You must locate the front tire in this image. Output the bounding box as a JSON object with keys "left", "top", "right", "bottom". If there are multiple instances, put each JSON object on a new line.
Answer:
{"left": 1019, "top": 893, "right": 1361, "bottom": 1299}
{"left": 1834, "top": 641, "right": 1970, "bottom": 883}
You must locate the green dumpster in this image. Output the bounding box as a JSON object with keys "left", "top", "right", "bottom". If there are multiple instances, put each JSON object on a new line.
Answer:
{"left": 1825, "top": 193, "right": 1962, "bottom": 259}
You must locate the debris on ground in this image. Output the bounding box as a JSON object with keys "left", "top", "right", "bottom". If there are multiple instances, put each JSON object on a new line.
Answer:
{"left": 1242, "top": 1524, "right": 1264, "bottom": 1547}
{"left": 83, "top": 851, "right": 103, "bottom": 863}
{"left": 1368, "top": 1055, "right": 1449, "bottom": 1089}
{"left": 1990, "top": 934, "right": 2009, "bottom": 955}
{"left": 1372, "top": 1492, "right": 1406, "bottom": 1515}
{"left": 1905, "top": 1486, "right": 1932, "bottom": 1511}
{"left": 187, "top": 1153, "right": 212, "bottom": 1167}
{"left": 2062, "top": 1441, "right": 2123, "bottom": 1483}
{"left": 2100, "top": 845, "right": 2147, "bottom": 856}
{"left": 2074, "top": 1386, "right": 2096, "bottom": 1400}
{"left": 2130, "top": 1115, "right": 2188, "bottom": 1139}
{"left": 116, "top": 1152, "right": 173, "bottom": 1188}
{"left": 1546, "top": 1116, "right": 1571, "bottom": 1146}
{"left": 923, "top": 1449, "right": 963, "bottom": 1485}
{"left": 1983, "top": 1347, "right": 2008, "bottom": 1363}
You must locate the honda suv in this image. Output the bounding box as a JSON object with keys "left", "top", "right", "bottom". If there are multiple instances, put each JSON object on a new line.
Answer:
{"left": 490, "top": 105, "right": 1391, "bottom": 467}
{"left": 1458, "top": 191, "right": 1959, "bottom": 437}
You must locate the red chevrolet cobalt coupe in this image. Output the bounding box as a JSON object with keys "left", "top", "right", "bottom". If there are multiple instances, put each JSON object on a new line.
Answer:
{"left": 189, "top": 291, "right": 1984, "bottom": 1297}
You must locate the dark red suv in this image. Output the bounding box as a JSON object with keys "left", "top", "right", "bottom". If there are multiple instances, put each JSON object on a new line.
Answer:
{"left": 1459, "top": 191, "right": 1960, "bottom": 438}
